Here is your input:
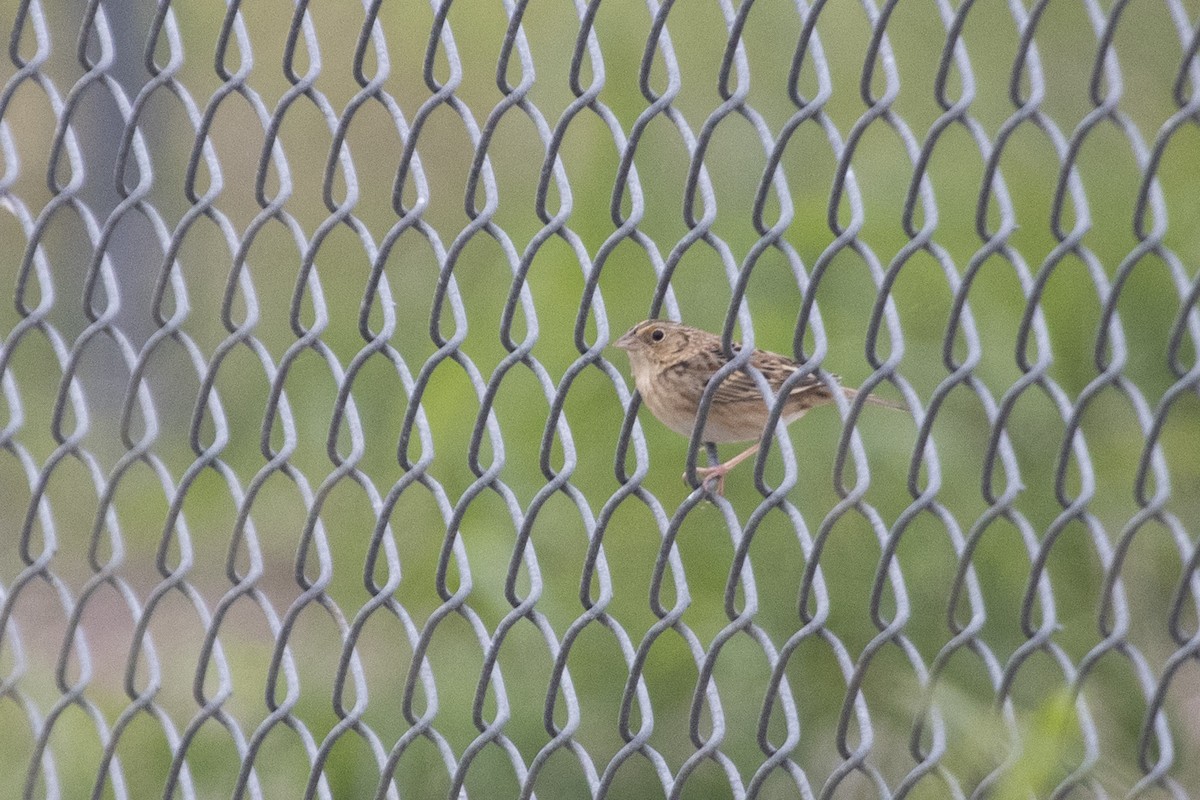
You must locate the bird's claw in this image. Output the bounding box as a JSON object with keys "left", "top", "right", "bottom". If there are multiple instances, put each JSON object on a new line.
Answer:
{"left": 686, "top": 465, "right": 728, "bottom": 497}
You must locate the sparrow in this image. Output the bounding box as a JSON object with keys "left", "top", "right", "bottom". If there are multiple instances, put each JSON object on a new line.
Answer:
{"left": 614, "top": 319, "right": 902, "bottom": 494}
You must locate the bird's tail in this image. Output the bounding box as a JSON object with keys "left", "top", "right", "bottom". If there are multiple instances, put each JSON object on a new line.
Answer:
{"left": 843, "top": 386, "right": 906, "bottom": 411}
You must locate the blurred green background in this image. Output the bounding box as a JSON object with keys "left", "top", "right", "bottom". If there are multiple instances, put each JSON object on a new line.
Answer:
{"left": 1, "top": 0, "right": 1199, "bottom": 797}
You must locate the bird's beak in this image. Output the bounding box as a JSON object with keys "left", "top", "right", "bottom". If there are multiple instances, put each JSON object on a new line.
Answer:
{"left": 613, "top": 330, "right": 637, "bottom": 350}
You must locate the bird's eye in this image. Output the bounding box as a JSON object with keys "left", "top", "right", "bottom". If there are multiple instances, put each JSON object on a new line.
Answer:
{"left": 650, "top": 328, "right": 665, "bottom": 342}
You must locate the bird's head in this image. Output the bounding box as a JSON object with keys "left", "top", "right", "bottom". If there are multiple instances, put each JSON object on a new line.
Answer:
{"left": 614, "top": 319, "right": 692, "bottom": 370}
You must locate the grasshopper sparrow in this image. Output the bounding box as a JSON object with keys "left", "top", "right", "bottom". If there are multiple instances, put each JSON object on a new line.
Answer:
{"left": 614, "top": 319, "right": 903, "bottom": 494}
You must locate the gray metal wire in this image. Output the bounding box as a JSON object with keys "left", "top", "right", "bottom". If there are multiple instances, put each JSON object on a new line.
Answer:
{"left": 1, "top": 0, "right": 1198, "bottom": 798}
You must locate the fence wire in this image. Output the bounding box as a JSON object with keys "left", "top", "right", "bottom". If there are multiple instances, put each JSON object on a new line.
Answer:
{"left": 1, "top": 0, "right": 1200, "bottom": 798}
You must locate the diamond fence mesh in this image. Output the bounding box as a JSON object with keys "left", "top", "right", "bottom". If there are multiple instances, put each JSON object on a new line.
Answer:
{"left": 1, "top": 0, "right": 1199, "bottom": 798}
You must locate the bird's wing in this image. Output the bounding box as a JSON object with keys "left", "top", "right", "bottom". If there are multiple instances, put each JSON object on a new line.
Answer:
{"left": 705, "top": 346, "right": 835, "bottom": 408}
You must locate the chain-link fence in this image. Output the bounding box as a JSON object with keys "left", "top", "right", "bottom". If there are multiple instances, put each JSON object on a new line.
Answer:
{"left": 1, "top": 0, "right": 1199, "bottom": 798}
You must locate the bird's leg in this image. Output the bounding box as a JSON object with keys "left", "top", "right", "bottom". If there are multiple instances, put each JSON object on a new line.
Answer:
{"left": 691, "top": 442, "right": 761, "bottom": 496}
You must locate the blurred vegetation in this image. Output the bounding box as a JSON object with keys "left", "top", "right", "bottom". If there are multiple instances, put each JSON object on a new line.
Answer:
{"left": 1, "top": 0, "right": 1199, "bottom": 798}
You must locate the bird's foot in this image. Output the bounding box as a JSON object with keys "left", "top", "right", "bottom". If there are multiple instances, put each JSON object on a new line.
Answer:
{"left": 691, "top": 464, "right": 731, "bottom": 496}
